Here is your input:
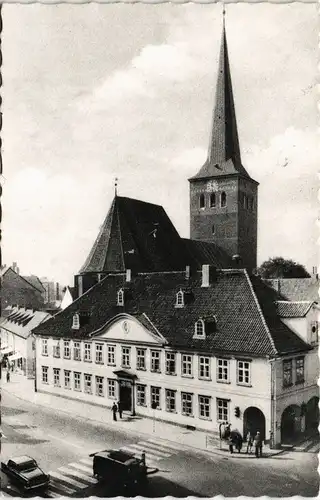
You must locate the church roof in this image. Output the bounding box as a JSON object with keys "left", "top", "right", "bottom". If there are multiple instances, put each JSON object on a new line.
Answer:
{"left": 190, "top": 19, "right": 255, "bottom": 182}
{"left": 80, "top": 196, "right": 233, "bottom": 274}
{"left": 33, "top": 269, "right": 310, "bottom": 358}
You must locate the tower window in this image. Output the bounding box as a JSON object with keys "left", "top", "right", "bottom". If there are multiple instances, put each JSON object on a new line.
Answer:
{"left": 220, "top": 192, "right": 227, "bottom": 208}
{"left": 212, "top": 224, "right": 215, "bottom": 235}
{"left": 117, "top": 289, "right": 124, "bottom": 306}
{"left": 210, "top": 193, "right": 216, "bottom": 208}
{"left": 199, "top": 194, "right": 205, "bottom": 209}
{"left": 175, "top": 290, "right": 184, "bottom": 308}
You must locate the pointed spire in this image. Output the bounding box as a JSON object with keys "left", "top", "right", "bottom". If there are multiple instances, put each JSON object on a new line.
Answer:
{"left": 114, "top": 177, "right": 118, "bottom": 196}
{"left": 207, "top": 12, "right": 241, "bottom": 166}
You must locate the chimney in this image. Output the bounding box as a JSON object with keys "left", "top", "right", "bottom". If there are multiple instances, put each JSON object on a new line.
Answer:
{"left": 78, "top": 275, "right": 83, "bottom": 298}
{"left": 185, "top": 266, "right": 191, "bottom": 280}
{"left": 12, "top": 262, "right": 17, "bottom": 273}
{"left": 126, "top": 269, "right": 132, "bottom": 282}
{"left": 201, "top": 265, "right": 216, "bottom": 287}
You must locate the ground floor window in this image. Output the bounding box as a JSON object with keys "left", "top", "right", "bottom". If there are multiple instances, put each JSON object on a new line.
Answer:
{"left": 96, "top": 376, "right": 104, "bottom": 397}
{"left": 165, "top": 389, "right": 176, "bottom": 412}
{"left": 74, "top": 372, "right": 81, "bottom": 391}
{"left": 42, "top": 366, "right": 48, "bottom": 384}
{"left": 53, "top": 368, "right": 60, "bottom": 387}
{"left": 151, "top": 386, "right": 161, "bottom": 409}
{"left": 199, "top": 395, "right": 211, "bottom": 419}
{"left": 136, "top": 384, "right": 146, "bottom": 406}
{"left": 107, "top": 379, "right": 117, "bottom": 399}
{"left": 64, "top": 370, "right": 71, "bottom": 389}
{"left": 181, "top": 392, "right": 193, "bottom": 416}
{"left": 217, "top": 398, "right": 229, "bottom": 422}
{"left": 84, "top": 374, "right": 92, "bottom": 394}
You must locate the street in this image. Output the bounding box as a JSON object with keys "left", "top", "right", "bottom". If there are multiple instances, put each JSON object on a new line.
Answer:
{"left": 1, "top": 390, "right": 318, "bottom": 497}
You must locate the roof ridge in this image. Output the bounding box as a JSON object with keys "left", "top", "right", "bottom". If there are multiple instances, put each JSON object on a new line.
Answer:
{"left": 244, "top": 269, "right": 277, "bottom": 355}
{"left": 115, "top": 197, "right": 126, "bottom": 272}
{"left": 275, "top": 300, "right": 313, "bottom": 304}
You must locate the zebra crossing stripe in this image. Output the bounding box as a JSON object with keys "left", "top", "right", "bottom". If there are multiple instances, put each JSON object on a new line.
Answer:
{"left": 146, "top": 438, "right": 187, "bottom": 451}
{"left": 119, "top": 445, "right": 160, "bottom": 465}
{"left": 79, "top": 457, "right": 94, "bottom": 466}
{"left": 57, "top": 466, "right": 97, "bottom": 485}
{"left": 46, "top": 489, "right": 62, "bottom": 498}
{"left": 49, "top": 470, "right": 87, "bottom": 489}
{"left": 137, "top": 441, "right": 173, "bottom": 456}
{"left": 49, "top": 479, "right": 77, "bottom": 495}
{"left": 68, "top": 462, "right": 93, "bottom": 474}
{"left": 121, "top": 442, "right": 170, "bottom": 458}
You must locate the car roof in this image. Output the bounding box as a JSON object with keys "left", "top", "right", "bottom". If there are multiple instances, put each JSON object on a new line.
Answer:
{"left": 10, "top": 456, "right": 36, "bottom": 465}
{"left": 96, "top": 450, "right": 135, "bottom": 463}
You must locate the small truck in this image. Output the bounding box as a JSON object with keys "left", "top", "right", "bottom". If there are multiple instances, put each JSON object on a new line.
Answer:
{"left": 1, "top": 456, "right": 50, "bottom": 492}
{"left": 90, "top": 448, "right": 148, "bottom": 494}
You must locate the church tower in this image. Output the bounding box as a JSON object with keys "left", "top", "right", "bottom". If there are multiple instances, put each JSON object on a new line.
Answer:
{"left": 189, "top": 14, "right": 258, "bottom": 272}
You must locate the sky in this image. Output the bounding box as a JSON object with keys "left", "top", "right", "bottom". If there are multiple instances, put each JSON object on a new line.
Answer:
{"left": 2, "top": 2, "right": 318, "bottom": 285}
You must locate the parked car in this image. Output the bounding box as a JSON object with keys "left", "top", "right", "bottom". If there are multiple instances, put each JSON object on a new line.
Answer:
{"left": 1, "top": 456, "right": 50, "bottom": 492}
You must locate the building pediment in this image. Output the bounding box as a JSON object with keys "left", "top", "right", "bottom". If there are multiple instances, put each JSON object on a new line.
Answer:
{"left": 91, "top": 314, "right": 166, "bottom": 345}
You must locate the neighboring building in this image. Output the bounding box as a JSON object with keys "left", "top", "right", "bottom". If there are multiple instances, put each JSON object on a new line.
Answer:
{"left": 265, "top": 276, "right": 319, "bottom": 302}
{"left": 60, "top": 286, "right": 76, "bottom": 310}
{"left": 0, "top": 306, "right": 51, "bottom": 378}
{"left": 1, "top": 266, "right": 45, "bottom": 310}
{"left": 41, "top": 278, "right": 63, "bottom": 306}
{"left": 32, "top": 267, "right": 318, "bottom": 447}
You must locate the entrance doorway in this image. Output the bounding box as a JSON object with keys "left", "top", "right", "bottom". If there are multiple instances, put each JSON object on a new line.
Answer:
{"left": 305, "top": 397, "right": 319, "bottom": 434}
{"left": 243, "top": 407, "right": 266, "bottom": 441}
{"left": 119, "top": 379, "right": 132, "bottom": 412}
{"left": 281, "top": 404, "right": 301, "bottom": 443}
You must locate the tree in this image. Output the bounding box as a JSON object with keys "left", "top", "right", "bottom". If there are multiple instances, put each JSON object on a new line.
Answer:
{"left": 257, "top": 257, "right": 311, "bottom": 279}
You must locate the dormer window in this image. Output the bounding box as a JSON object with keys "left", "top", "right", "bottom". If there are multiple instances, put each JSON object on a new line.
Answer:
{"left": 220, "top": 191, "right": 227, "bottom": 208}
{"left": 210, "top": 193, "right": 216, "bottom": 208}
{"left": 117, "top": 289, "right": 124, "bottom": 306}
{"left": 194, "top": 319, "right": 205, "bottom": 339}
{"left": 199, "top": 194, "right": 205, "bottom": 209}
{"left": 175, "top": 290, "right": 185, "bottom": 308}
{"left": 72, "top": 313, "right": 80, "bottom": 330}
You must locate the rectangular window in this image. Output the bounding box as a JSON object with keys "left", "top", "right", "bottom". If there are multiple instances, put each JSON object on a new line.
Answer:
{"left": 96, "top": 376, "right": 104, "bottom": 397}
{"left": 42, "top": 339, "right": 48, "bottom": 356}
{"left": 53, "top": 341, "right": 60, "bottom": 358}
{"left": 136, "top": 384, "right": 146, "bottom": 406}
{"left": 182, "top": 354, "right": 193, "bottom": 377}
{"left": 217, "top": 358, "right": 229, "bottom": 383}
{"left": 283, "top": 359, "right": 293, "bottom": 387}
{"left": 295, "top": 357, "right": 305, "bottom": 384}
{"left": 199, "top": 356, "right": 210, "bottom": 379}
{"left": 107, "top": 379, "right": 116, "bottom": 399}
{"left": 151, "top": 350, "right": 161, "bottom": 373}
{"left": 136, "top": 349, "right": 146, "bottom": 370}
{"left": 199, "top": 395, "right": 211, "bottom": 419}
{"left": 53, "top": 368, "right": 60, "bottom": 387}
{"left": 217, "top": 398, "right": 229, "bottom": 422}
{"left": 237, "top": 360, "right": 251, "bottom": 386}
{"left": 84, "top": 373, "right": 92, "bottom": 394}
{"left": 181, "top": 392, "right": 193, "bottom": 416}
{"left": 64, "top": 370, "right": 71, "bottom": 389}
{"left": 95, "top": 343, "right": 104, "bottom": 364}
{"left": 64, "top": 340, "right": 70, "bottom": 359}
{"left": 165, "top": 389, "right": 176, "bottom": 412}
{"left": 121, "top": 347, "right": 131, "bottom": 368}
{"left": 151, "top": 386, "right": 161, "bottom": 409}
{"left": 107, "top": 345, "right": 116, "bottom": 366}
{"left": 74, "top": 372, "right": 81, "bottom": 391}
{"left": 165, "top": 352, "right": 176, "bottom": 375}
{"left": 42, "top": 366, "right": 48, "bottom": 384}
{"left": 74, "top": 341, "right": 81, "bottom": 361}
{"left": 84, "top": 343, "right": 92, "bottom": 362}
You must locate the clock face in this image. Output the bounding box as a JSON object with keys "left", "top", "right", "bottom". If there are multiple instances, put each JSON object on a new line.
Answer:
{"left": 122, "top": 321, "right": 130, "bottom": 333}
{"left": 206, "top": 180, "right": 218, "bottom": 191}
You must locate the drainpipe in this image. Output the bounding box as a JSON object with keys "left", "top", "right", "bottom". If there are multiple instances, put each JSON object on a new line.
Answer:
{"left": 269, "top": 357, "right": 278, "bottom": 449}
{"left": 131, "top": 380, "right": 136, "bottom": 417}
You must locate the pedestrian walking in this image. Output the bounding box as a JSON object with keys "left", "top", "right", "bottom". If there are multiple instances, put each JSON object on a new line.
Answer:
{"left": 246, "top": 431, "right": 253, "bottom": 454}
{"left": 254, "top": 431, "right": 263, "bottom": 458}
{"left": 112, "top": 402, "right": 117, "bottom": 421}
{"left": 6, "top": 370, "right": 10, "bottom": 383}
{"left": 228, "top": 435, "right": 234, "bottom": 454}
{"left": 117, "top": 401, "right": 123, "bottom": 419}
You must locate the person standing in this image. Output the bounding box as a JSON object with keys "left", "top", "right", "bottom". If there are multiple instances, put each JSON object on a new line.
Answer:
{"left": 6, "top": 370, "right": 10, "bottom": 383}
{"left": 246, "top": 431, "right": 253, "bottom": 454}
{"left": 117, "top": 401, "right": 123, "bottom": 419}
{"left": 112, "top": 402, "right": 117, "bottom": 421}
{"left": 254, "top": 431, "right": 263, "bottom": 458}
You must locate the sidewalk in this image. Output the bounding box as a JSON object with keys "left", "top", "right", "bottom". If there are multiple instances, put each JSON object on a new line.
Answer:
{"left": 2, "top": 372, "right": 283, "bottom": 460}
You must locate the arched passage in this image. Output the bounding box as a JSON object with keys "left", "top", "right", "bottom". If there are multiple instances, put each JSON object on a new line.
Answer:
{"left": 281, "top": 404, "right": 301, "bottom": 443}
{"left": 305, "top": 396, "right": 319, "bottom": 434}
{"left": 243, "top": 407, "right": 266, "bottom": 441}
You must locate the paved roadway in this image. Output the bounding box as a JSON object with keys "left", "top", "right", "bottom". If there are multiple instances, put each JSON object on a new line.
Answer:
{"left": 1, "top": 391, "right": 318, "bottom": 497}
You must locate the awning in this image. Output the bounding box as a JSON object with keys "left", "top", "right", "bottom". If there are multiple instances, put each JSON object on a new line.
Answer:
{"left": 113, "top": 369, "right": 137, "bottom": 380}
{"left": 0, "top": 347, "right": 13, "bottom": 355}
{"left": 8, "top": 352, "right": 23, "bottom": 362}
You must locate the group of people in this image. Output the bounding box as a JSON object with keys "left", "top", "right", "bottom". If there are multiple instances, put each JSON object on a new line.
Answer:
{"left": 112, "top": 401, "right": 123, "bottom": 421}
{"left": 245, "top": 431, "right": 263, "bottom": 458}
{"left": 224, "top": 424, "right": 263, "bottom": 458}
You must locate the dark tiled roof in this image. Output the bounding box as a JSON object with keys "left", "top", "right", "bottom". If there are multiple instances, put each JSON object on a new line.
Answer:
{"left": 264, "top": 278, "right": 319, "bottom": 302}
{"left": 33, "top": 270, "right": 310, "bottom": 357}
{"left": 0, "top": 268, "right": 45, "bottom": 310}
{"left": 22, "top": 275, "right": 45, "bottom": 293}
{"left": 183, "top": 239, "right": 233, "bottom": 269}
{"left": 275, "top": 301, "right": 313, "bottom": 318}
